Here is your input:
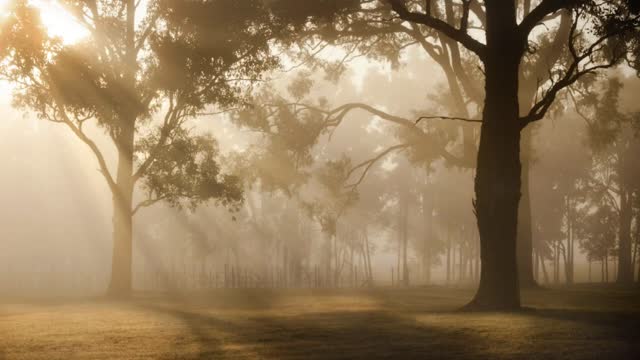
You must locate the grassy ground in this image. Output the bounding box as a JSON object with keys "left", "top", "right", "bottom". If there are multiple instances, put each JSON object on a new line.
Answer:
{"left": 1, "top": 285, "right": 639, "bottom": 359}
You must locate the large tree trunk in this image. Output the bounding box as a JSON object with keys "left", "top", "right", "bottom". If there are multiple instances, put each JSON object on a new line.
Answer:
{"left": 465, "top": 2, "right": 522, "bottom": 311}
{"left": 107, "top": 124, "right": 135, "bottom": 297}
{"left": 617, "top": 191, "right": 633, "bottom": 284}
{"left": 517, "top": 129, "right": 537, "bottom": 288}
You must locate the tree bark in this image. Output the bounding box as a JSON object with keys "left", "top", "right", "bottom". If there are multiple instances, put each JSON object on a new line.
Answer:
{"left": 465, "top": 2, "right": 522, "bottom": 310}
{"left": 107, "top": 122, "right": 135, "bottom": 297}
{"left": 517, "top": 128, "right": 538, "bottom": 288}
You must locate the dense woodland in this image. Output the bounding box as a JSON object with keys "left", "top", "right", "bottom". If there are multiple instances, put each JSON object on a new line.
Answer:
{"left": 0, "top": 0, "right": 638, "bottom": 314}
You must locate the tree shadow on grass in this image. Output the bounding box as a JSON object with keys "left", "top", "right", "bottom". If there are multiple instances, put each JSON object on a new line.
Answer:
{"left": 134, "top": 288, "right": 640, "bottom": 360}
{"left": 137, "top": 302, "right": 491, "bottom": 360}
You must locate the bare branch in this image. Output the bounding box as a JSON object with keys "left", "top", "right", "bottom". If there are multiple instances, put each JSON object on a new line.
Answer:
{"left": 345, "top": 143, "right": 414, "bottom": 190}
{"left": 415, "top": 115, "right": 482, "bottom": 124}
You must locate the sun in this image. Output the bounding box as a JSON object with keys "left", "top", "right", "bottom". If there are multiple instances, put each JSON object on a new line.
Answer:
{"left": 0, "top": 0, "right": 88, "bottom": 44}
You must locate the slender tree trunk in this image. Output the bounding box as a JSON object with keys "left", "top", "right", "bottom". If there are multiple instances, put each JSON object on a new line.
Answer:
{"left": 533, "top": 247, "right": 539, "bottom": 281}
{"left": 363, "top": 228, "right": 373, "bottom": 285}
{"left": 539, "top": 252, "right": 550, "bottom": 285}
{"left": 617, "top": 191, "right": 633, "bottom": 284}
{"left": 637, "top": 249, "right": 640, "bottom": 283}
{"left": 565, "top": 196, "right": 574, "bottom": 285}
{"left": 553, "top": 240, "right": 560, "bottom": 284}
{"left": 334, "top": 233, "right": 339, "bottom": 287}
{"left": 459, "top": 236, "right": 464, "bottom": 283}
{"left": 422, "top": 182, "right": 432, "bottom": 284}
{"left": 474, "top": 232, "right": 480, "bottom": 282}
{"left": 401, "top": 192, "right": 409, "bottom": 286}
{"left": 446, "top": 225, "right": 451, "bottom": 285}
{"left": 466, "top": 3, "right": 522, "bottom": 310}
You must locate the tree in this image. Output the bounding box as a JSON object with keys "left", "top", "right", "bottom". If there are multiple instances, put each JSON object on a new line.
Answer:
{"left": 269, "top": 0, "right": 583, "bottom": 289}
{"left": 279, "top": 0, "right": 639, "bottom": 309}
{"left": 576, "top": 78, "right": 640, "bottom": 283}
{"left": 577, "top": 203, "right": 618, "bottom": 282}
{"left": 0, "top": 0, "right": 286, "bottom": 296}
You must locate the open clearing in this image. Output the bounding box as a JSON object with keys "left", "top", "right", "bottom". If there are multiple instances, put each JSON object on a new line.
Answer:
{"left": 1, "top": 285, "right": 639, "bottom": 359}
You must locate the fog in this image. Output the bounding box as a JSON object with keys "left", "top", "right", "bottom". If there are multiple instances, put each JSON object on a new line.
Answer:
{"left": 1, "top": 46, "right": 637, "bottom": 296}
{"left": 2, "top": 1, "right": 640, "bottom": 359}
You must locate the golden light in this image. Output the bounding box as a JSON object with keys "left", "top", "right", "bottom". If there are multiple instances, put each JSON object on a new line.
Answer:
{"left": 0, "top": 0, "right": 88, "bottom": 44}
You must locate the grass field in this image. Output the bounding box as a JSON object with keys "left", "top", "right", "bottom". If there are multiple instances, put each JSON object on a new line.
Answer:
{"left": 1, "top": 285, "right": 639, "bottom": 359}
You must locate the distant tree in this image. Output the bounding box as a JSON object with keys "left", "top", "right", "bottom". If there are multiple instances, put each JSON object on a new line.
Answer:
{"left": 303, "top": 156, "right": 359, "bottom": 286}
{"left": 0, "top": 0, "right": 287, "bottom": 296}
{"left": 576, "top": 78, "right": 640, "bottom": 284}
{"left": 576, "top": 204, "right": 618, "bottom": 282}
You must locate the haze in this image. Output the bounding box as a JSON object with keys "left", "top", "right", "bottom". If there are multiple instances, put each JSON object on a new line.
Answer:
{"left": 0, "top": 1, "right": 638, "bottom": 359}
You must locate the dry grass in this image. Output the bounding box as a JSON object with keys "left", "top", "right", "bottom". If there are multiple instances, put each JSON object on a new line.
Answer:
{"left": 1, "top": 285, "right": 639, "bottom": 359}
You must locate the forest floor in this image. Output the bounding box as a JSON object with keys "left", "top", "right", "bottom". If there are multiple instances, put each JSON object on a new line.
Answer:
{"left": 1, "top": 285, "right": 639, "bottom": 359}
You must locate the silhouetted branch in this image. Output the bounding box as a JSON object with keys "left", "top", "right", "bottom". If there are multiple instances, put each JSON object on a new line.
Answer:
{"left": 520, "top": 12, "right": 640, "bottom": 127}
{"left": 415, "top": 115, "right": 482, "bottom": 124}
{"left": 518, "top": 0, "right": 577, "bottom": 41}
{"left": 387, "top": 0, "right": 487, "bottom": 60}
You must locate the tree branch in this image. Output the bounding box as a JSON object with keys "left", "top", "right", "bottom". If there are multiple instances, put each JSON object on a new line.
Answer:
{"left": 51, "top": 96, "right": 117, "bottom": 194}
{"left": 520, "top": 12, "right": 640, "bottom": 127}
{"left": 415, "top": 115, "right": 482, "bottom": 124}
{"left": 518, "top": 0, "right": 577, "bottom": 40}
{"left": 387, "top": 0, "right": 486, "bottom": 60}
{"left": 132, "top": 195, "right": 167, "bottom": 215}
{"left": 345, "top": 143, "right": 414, "bottom": 190}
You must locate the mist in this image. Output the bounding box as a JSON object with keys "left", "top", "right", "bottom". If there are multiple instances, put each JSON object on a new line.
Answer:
{"left": 1, "top": 1, "right": 639, "bottom": 359}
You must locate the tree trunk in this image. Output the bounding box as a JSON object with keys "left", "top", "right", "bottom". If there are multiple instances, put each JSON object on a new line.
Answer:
{"left": 465, "top": 2, "right": 522, "bottom": 310}
{"left": 517, "top": 130, "right": 537, "bottom": 288}
{"left": 565, "top": 196, "right": 574, "bottom": 285}
{"left": 539, "top": 252, "right": 550, "bottom": 285}
{"left": 107, "top": 124, "right": 135, "bottom": 297}
{"left": 446, "top": 225, "right": 451, "bottom": 285}
{"left": 363, "top": 228, "right": 373, "bottom": 285}
{"left": 617, "top": 191, "right": 633, "bottom": 284}
{"left": 422, "top": 182, "right": 432, "bottom": 284}
{"left": 401, "top": 192, "right": 409, "bottom": 286}
{"left": 107, "top": 0, "right": 137, "bottom": 298}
